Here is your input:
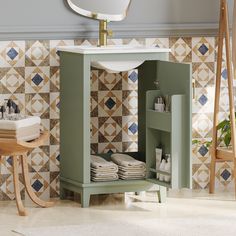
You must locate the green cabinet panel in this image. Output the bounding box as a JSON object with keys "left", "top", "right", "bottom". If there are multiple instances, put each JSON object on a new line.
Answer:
{"left": 59, "top": 49, "right": 192, "bottom": 207}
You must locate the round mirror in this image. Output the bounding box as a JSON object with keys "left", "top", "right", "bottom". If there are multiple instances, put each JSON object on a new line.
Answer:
{"left": 66, "top": 0, "right": 131, "bottom": 21}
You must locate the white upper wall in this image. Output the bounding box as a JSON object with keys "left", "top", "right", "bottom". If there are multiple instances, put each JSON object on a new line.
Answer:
{"left": 0, "top": 0, "right": 234, "bottom": 39}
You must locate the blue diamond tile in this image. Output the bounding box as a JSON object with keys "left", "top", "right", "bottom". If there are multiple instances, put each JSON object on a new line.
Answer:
{"left": 107, "top": 150, "right": 114, "bottom": 154}
{"left": 6, "top": 157, "right": 12, "bottom": 166}
{"left": 198, "top": 145, "right": 208, "bottom": 156}
{"left": 105, "top": 98, "right": 116, "bottom": 110}
{"left": 222, "top": 69, "right": 227, "bottom": 80}
{"left": 198, "top": 44, "right": 209, "bottom": 56}
{"left": 56, "top": 154, "right": 60, "bottom": 162}
{"left": 32, "top": 74, "right": 43, "bottom": 86}
{"left": 198, "top": 94, "right": 208, "bottom": 106}
{"left": 56, "top": 102, "right": 60, "bottom": 109}
{"left": 31, "top": 180, "right": 43, "bottom": 192}
{"left": 7, "top": 48, "right": 18, "bottom": 60}
{"left": 128, "top": 123, "right": 138, "bottom": 134}
{"left": 221, "top": 169, "right": 231, "bottom": 181}
{"left": 128, "top": 71, "right": 138, "bottom": 83}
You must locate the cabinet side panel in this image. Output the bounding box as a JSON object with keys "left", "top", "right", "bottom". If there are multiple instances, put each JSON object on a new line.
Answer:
{"left": 157, "top": 61, "right": 192, "bottom": 188}
{"left": 138, "top": 61, "right": 159, "bottom": 157}
{"left": 60, "top": 52, "right": 90, "bottom": 184}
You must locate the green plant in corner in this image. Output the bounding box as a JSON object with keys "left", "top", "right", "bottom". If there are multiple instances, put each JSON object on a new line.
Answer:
{"left": 193, "top": 112, "right": 236, "bottom": 148}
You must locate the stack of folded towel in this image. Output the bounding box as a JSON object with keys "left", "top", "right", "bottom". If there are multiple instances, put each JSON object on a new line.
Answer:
{"left": 111, "top": 153, "right": 146, "bottom": 180}
{"left": 0, "top": 116, "right": 41, "bottom": 141}
{"left": 90, "top": 155, "right": 119, "bottom": 182}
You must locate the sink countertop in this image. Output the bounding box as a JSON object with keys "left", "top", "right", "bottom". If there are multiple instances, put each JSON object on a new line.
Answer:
{"left": 57, "top": 45, "right": 171, "bottom": 55}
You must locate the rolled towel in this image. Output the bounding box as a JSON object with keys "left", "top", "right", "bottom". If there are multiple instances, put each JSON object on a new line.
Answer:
{"left": 91, "top": 155, "right": 118, "bottom": 172}
{"left": 111, "top": 153, "right": 146, "bottom": 168}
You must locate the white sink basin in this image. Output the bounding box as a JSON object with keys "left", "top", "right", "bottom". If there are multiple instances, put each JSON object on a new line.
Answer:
{"left": 91, "top": 60, "right": 143, "bottom": 73}
{"left": 57, "top": 45, "right": 171, "bottom": 73}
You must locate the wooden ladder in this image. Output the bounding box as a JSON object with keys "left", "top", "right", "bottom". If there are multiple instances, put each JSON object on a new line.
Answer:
{"left": 209, "top": 0, "right": 236, "bottom": 194}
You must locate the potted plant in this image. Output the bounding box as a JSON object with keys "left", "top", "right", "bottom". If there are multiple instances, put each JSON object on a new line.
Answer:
{"left": 193, "top": 113, "right": 235, "bottom": 149}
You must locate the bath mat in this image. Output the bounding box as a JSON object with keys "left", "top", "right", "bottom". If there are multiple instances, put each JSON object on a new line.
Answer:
{"left": 12, "top": 216, "right": 236, "bottom": 236}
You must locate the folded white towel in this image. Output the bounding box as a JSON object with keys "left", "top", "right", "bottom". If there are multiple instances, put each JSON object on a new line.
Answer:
{"left": 91, "top": 155, "right": 118, "bottom": 171}
{"left": 118, "top": 171, "right": 146, "bottom": 177}
{"left": 91, "top": 167, "right": 118, "bottom": 174}
{"left": 119, "top": 174, "right": 145, "bottom": 180}
{"left": 119, "top": 166, "right": 146, "bottom": 172}
{"left": 91, "top": 174, "right": 119, "bottom": 182}
{"left": 91, "top": 172, "right": 117, "bottom": 179}
{"left": 111, "top": 154, "right": 146, "bottom": 168}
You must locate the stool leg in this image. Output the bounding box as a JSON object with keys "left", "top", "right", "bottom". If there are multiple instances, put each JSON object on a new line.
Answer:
{"left": 13, "top": 156, "right": 27, "bottom": 216}
{"left": 21, "top": 154, "right": 54, "bottom": 208}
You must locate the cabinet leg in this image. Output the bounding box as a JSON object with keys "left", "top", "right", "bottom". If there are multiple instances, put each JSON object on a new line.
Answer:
{"left": 157, "top": 186, "right": 167, "bottom": 203}
{"left": 81, "top": 191, "right": 90, "bottom": 208}
{"left": 60, "top": 186, "right": 67, "bottom": 200}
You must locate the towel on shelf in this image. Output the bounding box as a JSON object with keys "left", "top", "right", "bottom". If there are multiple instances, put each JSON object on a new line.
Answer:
{"left": 111, "top": 153, "right": 146, "bottom": 180}
{"left": 91, "top": 176, "right": 119, "bottom": 182}
{"left": 111, "top": 153, "right": 146, "bottom": 168}
{"left": 91, "top": 167, "right": 118, "bottom": 173}
{"left": 91, "top": 172, "right": 118, "bottom": 179}
{"left": 119, "top": 175, "right": 145, "bottom": 180}
{"left": 118, "top": 166, "right": 146, "bottom": 172}
{"left": 90, "top": 155, "right": 119, "bottom": 182}
{"left": 118, "top": 170, "right": 146, "bottom": 178}
{"left": 91, "top": 155, "right": 118, "bottom": 172}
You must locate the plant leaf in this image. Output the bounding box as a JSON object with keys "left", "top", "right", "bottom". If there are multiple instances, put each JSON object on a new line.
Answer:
{"left": 217, "top": 120, "right": 229, "bottom": 130}
{"left": 192, "top": 140, "right": 201, "bottom": 145}
{"left": 224, "top": 132, "right": 231, "bottom": 147}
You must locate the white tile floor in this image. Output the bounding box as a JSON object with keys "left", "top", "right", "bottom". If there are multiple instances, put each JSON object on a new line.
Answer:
{"left": 1, "top": 189, "right": 236, "bottom": 236}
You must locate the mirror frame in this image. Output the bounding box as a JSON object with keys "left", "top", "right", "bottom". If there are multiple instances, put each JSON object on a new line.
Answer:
{"left": 66, "top": 0, "right": 132, "bottom": 21}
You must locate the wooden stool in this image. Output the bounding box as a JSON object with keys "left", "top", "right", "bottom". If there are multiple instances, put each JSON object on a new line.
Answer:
{"left": 0, "top": 131, "right": 54, "bottom": 216}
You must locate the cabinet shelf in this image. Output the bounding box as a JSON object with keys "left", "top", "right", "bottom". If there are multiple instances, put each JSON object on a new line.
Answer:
{"left": 146, "top": 90, "right": 191, "bottom": 189}
{"left": 149, "top": 168, "right": 171, "bottom": 176}
{"left": 146, "top": 178, "right": 171, "bottom": 188}
{"left": 146, "top": 110, "right": 171, "bottom": 132}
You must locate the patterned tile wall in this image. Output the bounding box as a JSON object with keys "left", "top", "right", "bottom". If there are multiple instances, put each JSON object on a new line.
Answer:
{"left": 0, "top": 37, "right": 233, "bottom": 201}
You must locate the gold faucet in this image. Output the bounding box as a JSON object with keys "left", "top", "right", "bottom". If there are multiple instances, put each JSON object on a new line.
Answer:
{"left": 99, "top": 20, "right": 113, "bottom": 46}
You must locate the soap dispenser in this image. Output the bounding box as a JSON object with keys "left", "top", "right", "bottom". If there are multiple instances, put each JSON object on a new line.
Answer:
{"left": 0, "top": 105, "right": 6, "bottom": 119}
{"left": 154, "top": 96, "right": 165, "bottom": 112}
{"left": 14, "top": 105, "right": 21, "bottom": 120}
{"left": 164, "top": 155, "right": 171, "bottom": 182}
{"left": 159, "top": 159, "right": 166, "bottom": 182}
{"left": 6, "top": 99, "right": 14, "bottom": 115}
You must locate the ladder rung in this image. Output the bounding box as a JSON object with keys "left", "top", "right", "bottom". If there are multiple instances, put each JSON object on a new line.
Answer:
{"left": 215, "top": 148, "right": 235, "bottom": 162}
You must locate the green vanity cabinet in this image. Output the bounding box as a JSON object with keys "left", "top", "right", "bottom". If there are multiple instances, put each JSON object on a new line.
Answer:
{"left": 59, "top": 47, "right": 192, "bottom": 207}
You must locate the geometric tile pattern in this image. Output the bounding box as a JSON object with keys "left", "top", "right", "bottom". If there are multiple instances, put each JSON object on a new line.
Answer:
{"left": 0, "top": 37, "right": 233, "bottom": 201}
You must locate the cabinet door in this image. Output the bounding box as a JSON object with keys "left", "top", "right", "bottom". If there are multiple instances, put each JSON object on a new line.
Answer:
{"left": 143, "top": 61, "right": 192, "bottom": 189}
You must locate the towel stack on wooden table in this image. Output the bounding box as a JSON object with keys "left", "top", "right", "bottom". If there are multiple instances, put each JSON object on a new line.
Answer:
{"left": 111, "top": 154, "right": 146, "bottom": 180}
{"left": 0, "top": 116, "right": 41, "bottom": 141}
{"left": 90, "top": 155, "right": 118, "bottom": 182}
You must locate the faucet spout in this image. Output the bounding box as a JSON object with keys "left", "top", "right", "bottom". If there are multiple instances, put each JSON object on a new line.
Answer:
{"left": 99, "top": 20, "right": 113, "bottom": 46}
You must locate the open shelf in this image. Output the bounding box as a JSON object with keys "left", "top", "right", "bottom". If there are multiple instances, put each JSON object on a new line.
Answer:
{"left": 146, "top": 110, "right": 171, "bottom": 132}
{"left": 87, "top": 179, "right": 147, "bottom": 187}
{"left": 146, "top": 90, "right": 191, "bottom": 189}
{"left": 146, "top": 178, "right": 171, "bottom": 188}
{"left": 149, "top": 168, "right": 171, "bottom": 176}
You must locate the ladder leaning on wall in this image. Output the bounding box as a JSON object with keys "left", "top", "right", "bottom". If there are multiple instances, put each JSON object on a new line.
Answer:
{"left": 209, "top": 0, "right": 236, "bottom": 194}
